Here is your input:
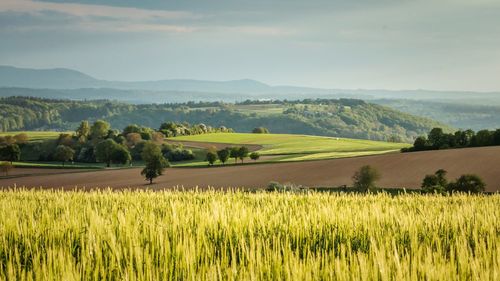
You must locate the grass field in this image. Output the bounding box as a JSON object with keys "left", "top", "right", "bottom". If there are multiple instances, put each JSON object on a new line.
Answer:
{"left": 11, "top": 161, "right": 104, "bottom": 169}
{"left": 0, "top": 190, "right": 498, "bottom": 280}
{"left": 0, "top": 131, "right": 67, "bottom": 142}
{"left": 170, "top": 133, "right": 409, "bottom": 164}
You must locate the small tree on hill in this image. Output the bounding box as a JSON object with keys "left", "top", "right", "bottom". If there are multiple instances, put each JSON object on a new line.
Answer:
{"left": 54, "top": 145, "right": 75, "bottom": 166}
{"left": 238, "top": 146, "right": 249, "bottom": 163}
{"left": 352, "top": 165, "right": 381, "bottom": 192}
{"left": 90, "top": 120, "right": 111, "bottom": 141}
{"left": 0, "top": 144, "right": 21, "bottom": 164}
{"left": 448, "top": 174, "right": 485, "bottom": 193}
{"left": 95, "top": 139, "right": 119, "bottom": 167}
{"left": 111, "top": 145, "right": 132, "bottom": 166}
{"left": 252, "top": 127, "right": 270, "bottom": 134}
{"left": 141, "top": 142, "right": 163, "bottom": 163}
{"left": 230, "top": 147, "right": 240, "bottom": 164}
{"left": 217, "top": 148, "right": 230, "bottom": 165}
{"left": 0, "top": 161, "right": 13, "bottom": 176}
{"left": 76, "top": 121, "right": 91, "bottom": 141}
{"left": 421, "top": 169, "right": 448, "bottom": 194}
{"left": 206, "top": 151, "right": 218, "bottom": 166}
{"left": 250, "top": 152, "right": 260, "bottom": 161}
{"left": 141, "top": 154, "right": 169, "bottom": 184}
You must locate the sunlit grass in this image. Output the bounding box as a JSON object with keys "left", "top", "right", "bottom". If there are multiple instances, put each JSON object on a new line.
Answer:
{"left": 0, "top": 131, "right": 68, "bottom": 142}
{"left": 0, "top": 190, "right": 498, "bottom": 280}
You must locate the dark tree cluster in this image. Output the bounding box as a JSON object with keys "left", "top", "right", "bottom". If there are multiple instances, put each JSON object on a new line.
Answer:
{"left": 1, "top": 96, "right": 446, "bottom": 142}
{"left": 421, "top": 169, "right": 485, "bottom": 194}
{"left": 205, "top": 146, "right": 253, "bottom": 166}
{"left": 404, "top": 127, "right": 500, "bottom": 152}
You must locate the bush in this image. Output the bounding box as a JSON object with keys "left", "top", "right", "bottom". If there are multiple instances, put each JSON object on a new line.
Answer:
{"left": 448, "top": 174, "right": 485, "bottom": 193}
{"left": 421, "top": 169, "right": 448, "bottom": 194}
{"left": 352, "top": 165, "right": 380, "bottom": 192}
{"left": 250, "top": 152, "right": 260, "bottom": 161}
{"left": 252, "top": 127, "right": 270, "bottom": 134}
{"left": 163, "top": 145, "right": 195, "bottom": 162}
{"left": 266, "top": 181, "right": 305, "bottom": 193}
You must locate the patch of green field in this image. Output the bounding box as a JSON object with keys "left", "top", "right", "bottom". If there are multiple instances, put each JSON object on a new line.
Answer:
{"left": 0, "top": 190, "right": 498, "bottom": 280}
{"left": 11, "top": 162, "right": 104, "bottom": 169}
{"left": 170, "top": 133, "right": 409, "bottom": 163}
{"left": 0, "top": 131, "right": 68, "bottom": 142}
{"left": 282, "top": 149, "right": 400, "bottom": 161}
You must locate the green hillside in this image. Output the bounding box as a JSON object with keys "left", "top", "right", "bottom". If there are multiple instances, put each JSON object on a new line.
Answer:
{"left": 0, "top": 97, "right": 451, "bottom": 142}
{"left": 170, "top": 133, "right": 409, "bottom": 163}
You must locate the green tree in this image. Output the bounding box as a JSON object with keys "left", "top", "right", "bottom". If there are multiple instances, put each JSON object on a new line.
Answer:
{"left": 90, "top": 120, "right": 111, "bottom": 140}
{"left": 238, "top": 146, "right": 249, "bottom": 163}
{"left": 421, "top": 169, "right": 448, "bottom": 194}
{"left": 123, "top": 124, "right": 141, "bottom": 135}
{"left": 448, "top": 174, "right": 485, "bottom": 193}
{"left": 111, "top": 145, "right": 132, "bottom": 166}
{"left": 217, "top": 148, "right": 230, "bottom": 165}
{"left": 493, "top": 129, "right": 500, "bottom": 145}
{"left": 250, "top": 152, "right": 260, "bottom": 161}
{"left": 141, "top": 142, "right": 163, "bottom": 163}
{"left": 95, "top": 139, "right": 119, "bottom": 167}
{"left": 428, "top": 128, "right": 445, "bottom": 149}
{"left": 230, "top": 147, "right": 240, "bottom": 164}
{"left": 0, "top": 144, "right": 21, "bottom": 164}
{"left": 473, "top": 130, "right": 493, "bottom": 147}
{"left": 413, "top": 136, "right": 429, "bottom": 151}
{"left": 206, "top": 151, "right": 218, "bottom": 166}
{"left": 141, "top": 153, "right": 169, "bottom": 184}
{"left": 252, "top": 127, "right": 270, "bottom": 134}
{"left": 76, "top": 121, "right": 90, "bottom": 140}
{"left": 352, "top": 165, "right": 381, "bottom": 192}
{"left": 53, "top": 145, "right": 75, "bottom": 166}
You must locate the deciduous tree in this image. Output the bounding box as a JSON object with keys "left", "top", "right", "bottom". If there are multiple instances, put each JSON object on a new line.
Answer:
{"left": 54, "top": 145, "right": 75, "bottom": 166}
{"left": 352, "top": 165, "right": 380, "bottom": 192}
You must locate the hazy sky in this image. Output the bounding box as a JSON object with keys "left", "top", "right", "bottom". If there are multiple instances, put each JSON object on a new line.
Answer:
{"left": 1, "top": 0, "right": 499, "bottom": 91}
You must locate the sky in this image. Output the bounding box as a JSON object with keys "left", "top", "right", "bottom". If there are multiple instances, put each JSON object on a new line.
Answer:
{"left": 0, "top": 0, "right": 499, "bottom": 92}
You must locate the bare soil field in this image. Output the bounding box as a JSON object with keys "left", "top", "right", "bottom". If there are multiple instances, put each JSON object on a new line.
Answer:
{"left": 1, "top": 146, "right": 499, "bottom": 192}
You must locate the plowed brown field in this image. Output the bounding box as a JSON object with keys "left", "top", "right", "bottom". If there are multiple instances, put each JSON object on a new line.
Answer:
{"left": 1, "top": 146, "right": 499, "bottom": 192}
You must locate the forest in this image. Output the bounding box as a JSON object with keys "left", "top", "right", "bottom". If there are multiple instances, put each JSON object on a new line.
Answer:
{"left": 0, "top": 96, "right": 450, "bottom": 142}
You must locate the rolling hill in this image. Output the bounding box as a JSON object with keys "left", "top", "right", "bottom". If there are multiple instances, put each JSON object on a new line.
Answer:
{"left": 0, "top": 97, "right": 451, "bottom": 142}
{"left": 2, "top": 66, "right": 500, "bottom": 106}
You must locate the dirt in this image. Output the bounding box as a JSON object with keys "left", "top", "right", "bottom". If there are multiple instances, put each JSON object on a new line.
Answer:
{"left": 1, "top": 146, "right": 499, "bottom": 192}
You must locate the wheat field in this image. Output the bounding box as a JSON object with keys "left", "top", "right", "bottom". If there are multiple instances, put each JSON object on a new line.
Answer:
{"left": 0, "top": 189, "right": 498, "bottom": 280}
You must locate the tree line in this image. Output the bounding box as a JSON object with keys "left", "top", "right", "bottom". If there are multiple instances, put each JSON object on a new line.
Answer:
{"left": 403, "top": 127, "right": 500, "bottom": 152}
{"left": 205, "top": 146, "right": 260, "bottom": 166}
{"left": 1, "top": 96, "right": 447, "bottom": 142}
{"left": 0, "top": 120, "right": 235, "bottom": 167}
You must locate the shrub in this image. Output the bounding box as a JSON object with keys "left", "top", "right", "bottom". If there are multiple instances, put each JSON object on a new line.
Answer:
{"left": 421, "top": 169, "right": 448, "bottom": 194}
{"left": 352, "top": 165, "right": 381, "bottom": 192}
{"left": 252, "top": 127, "right": 270, "bottom": 134}
{"left": 250, "top": 152, "right": 260, "bottom": 161}
{"left": 448, "top": 174, "right": 486, "bottom": 193}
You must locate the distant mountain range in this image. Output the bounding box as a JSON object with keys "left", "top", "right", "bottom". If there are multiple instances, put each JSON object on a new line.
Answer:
{"left": 1, "top": 65, "right": 499, "bottom": 104}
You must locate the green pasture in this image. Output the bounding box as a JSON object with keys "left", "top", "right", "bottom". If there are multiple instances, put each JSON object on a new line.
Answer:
{"left": 0, "top": 131, "right": 68, "bottom": 142}
{"left": 170, "top": 133, "right": 409, "bottom": 163}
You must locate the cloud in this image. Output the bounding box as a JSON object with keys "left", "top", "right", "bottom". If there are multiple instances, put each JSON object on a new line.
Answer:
{"left": 0, "top": 0, "right": 199, "bottom": 33}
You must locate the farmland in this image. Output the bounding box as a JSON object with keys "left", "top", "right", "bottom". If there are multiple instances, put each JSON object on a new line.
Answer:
{"left": 0, "top": 190, "right": 498, "bottom": 280}
{"left": 2, "top": 146, "right": 500, "bottom": 192}
{"left": 170, "top": 133, "right": 409, "bottom": 163}
{"left": 0, "top": 131, "right": 64, "bottom": 142}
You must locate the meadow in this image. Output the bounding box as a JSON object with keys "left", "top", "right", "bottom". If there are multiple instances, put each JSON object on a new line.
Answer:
{"left": 0, "top": 190, "right": 498, "bottom": 280}
{"left": 0, "top": 131, "right": 66, "bottom": 142}
{"left": 170, "top": 133, "right": 409, "bottom": 162}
